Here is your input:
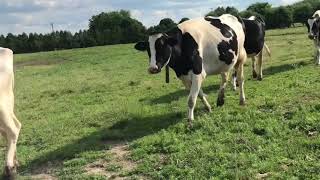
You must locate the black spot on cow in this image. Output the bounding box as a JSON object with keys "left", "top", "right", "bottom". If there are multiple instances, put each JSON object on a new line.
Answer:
{"left": 205, "top": 17, "right": 233, "bottom": 38}
{"left": 218, "top": 41, "right": 235, "bottom": 65}
{"left": 236, "top": 16, "right": 246, "bottom": 33}
{"left": 181, "top": 33, "right": 203, "bottom": 74}
{"left": 205, "top": 17, "right": 238, "bottom": 65}
{"left": 155, "top": 28, "right": 203, "bottom": 77}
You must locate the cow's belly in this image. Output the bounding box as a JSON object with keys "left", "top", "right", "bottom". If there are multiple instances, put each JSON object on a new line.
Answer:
{"left": 202, "top": 55, "right": 237, "bottom": 75}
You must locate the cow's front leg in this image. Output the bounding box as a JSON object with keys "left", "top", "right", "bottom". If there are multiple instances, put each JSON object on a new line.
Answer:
{"left": 232, "top": 71, "right": 237, "bottom": 91}
{"left": 187, "top": 73, "right": 203, "bottom": 127}
{"left": 217, "top": 72, "right": 228, "bottom": 107}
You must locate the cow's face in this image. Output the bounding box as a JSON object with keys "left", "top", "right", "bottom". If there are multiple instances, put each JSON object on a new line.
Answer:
{"left": 307, "top": 18, "right": 320, "bottom": 40}
{"left": 135, "top": 33, "right": 177, "bottom": 74}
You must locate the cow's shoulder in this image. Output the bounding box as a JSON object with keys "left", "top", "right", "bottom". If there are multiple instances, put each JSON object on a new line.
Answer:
{"left": 169, "top": 27, "right": 202, "bottom": 76}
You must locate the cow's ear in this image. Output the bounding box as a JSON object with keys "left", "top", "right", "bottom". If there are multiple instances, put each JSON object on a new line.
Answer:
{"left": 134, "top": 41, "right": 148, "bottom": 51}
{"left": 167, "top": 37, "right": 178, "bottom": 46}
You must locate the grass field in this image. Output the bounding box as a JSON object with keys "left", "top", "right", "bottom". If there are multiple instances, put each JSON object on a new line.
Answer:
{"left": 1, "top": 26, "right": 319, "bottom": 179}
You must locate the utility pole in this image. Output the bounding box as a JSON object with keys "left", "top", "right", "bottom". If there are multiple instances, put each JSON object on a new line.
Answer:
{"left": 50, "top": 23, "right": 54, "bottom": 33}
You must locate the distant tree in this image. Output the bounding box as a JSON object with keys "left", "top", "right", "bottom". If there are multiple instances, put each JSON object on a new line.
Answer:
{"left": 240, "top": 10, "right": 262, "bottom": 19}
{"left": 148, "top": 18, "right": 177, "bottom": 34}
{"left": 266, "top": 6, "right": 293, "bottom": 29}
{"left": 293, "top": 3, "right": 313, "bottom": 24}
{"left": 225, "top": 7, "right": 239, "bottom": 16}
{"left": 158, "top": 18, "right": 177, "bottom": 31}
{"left": 89, "top": 10, "right": 146, "bottom": 45}
{"left": 247, "top": 2, "right": 272, "bottom": 18}
{"left": 179, "top": 17, "right": 190, "bottom": 24}
{"left": 0, "top": 35, "right": 5, "bottom": 47}
{"left": 206, "top": 7, "right": 226, "bottom": 16}
{"left": 206, "top": 6, "right": 239, "bottom": 17}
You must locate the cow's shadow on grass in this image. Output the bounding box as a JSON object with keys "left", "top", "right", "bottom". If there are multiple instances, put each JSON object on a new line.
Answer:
{"left": 263, "top": 60, "right": 310, "bottom": 76}
{"left": 148, "top": 84, "right": 220, "bottom": 104}
{"left": 19, "top": 111, "right": 183, "bottom": 175}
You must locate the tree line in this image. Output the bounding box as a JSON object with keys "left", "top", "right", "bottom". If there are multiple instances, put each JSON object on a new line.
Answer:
{"left": 0, "top": 0, "right": 319, "bottom": 54}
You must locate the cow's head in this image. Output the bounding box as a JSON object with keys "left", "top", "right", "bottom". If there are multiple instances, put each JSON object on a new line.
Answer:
{"left": 307, "top": 17, "right": 320, "bottom": 40}
{"left": 135, "top": 33, "right": 177, "bottom": 74}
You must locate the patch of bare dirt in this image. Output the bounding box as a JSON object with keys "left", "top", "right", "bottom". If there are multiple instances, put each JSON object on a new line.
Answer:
{"left": 25, "top": 161, "right": 61, "bottom": 180}
{"left": 14, "top": 58, "right": 66, "bottom": 69}
{"left": 85, "top": 141, "right": 143, "bottom": 179}
{"left": 29, "top": 174, "right": 58, "bottom": 180}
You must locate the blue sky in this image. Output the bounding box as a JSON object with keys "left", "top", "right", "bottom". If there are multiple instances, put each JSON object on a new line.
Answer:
{"left": 0, "top": 0, "right": 301, "bottom": 35}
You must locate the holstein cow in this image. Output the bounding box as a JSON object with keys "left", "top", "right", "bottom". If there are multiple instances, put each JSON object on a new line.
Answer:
{"left": 0, "top": 48, "right": 21, "bottom": 179}
{"left": 243, "top": 16, "right": 271, "bottom": 80}
{"left": 135, "top": 14, "right": 247, "bottom": 126}
{"left": 232, "top": 16, "right": 271, "bottom": 90}
{"left": 307, "top": 10, "right": 320, "bottom": 65}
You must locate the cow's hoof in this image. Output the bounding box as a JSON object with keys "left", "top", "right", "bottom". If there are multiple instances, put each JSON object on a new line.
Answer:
{"left": 240, "top": 100, "right": 246, "bottom": 106}
{"left": 206, "top": 107, "right": 212, "bottom": 113}
{"left": 187, "top": 121, "right": 193, "bottom": 129}
{"left": 217, "top": 98, "right": 225, "bottom": 107}
{"left": 232, "top": 86, "right": 237, "bottom": 91}
{"left": 3, "top": 166, "right": 17, "bottom": 180}
{"left": 257, "top": 76, "right": 263, "bottom": 81}
{"left": 252, "top": 71, "right": 258, "bottom": 78}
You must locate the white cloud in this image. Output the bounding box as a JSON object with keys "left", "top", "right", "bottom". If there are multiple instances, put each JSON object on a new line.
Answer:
{"left": 280, "top": 0, "right": 300, "bottom": 5}
{"left": 0, "top": 0, "right": 303, "bottom": 35}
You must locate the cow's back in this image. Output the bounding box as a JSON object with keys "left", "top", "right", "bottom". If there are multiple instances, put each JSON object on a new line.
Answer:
{"left": 177, "top": 15, "right": 245, "bottom": 75}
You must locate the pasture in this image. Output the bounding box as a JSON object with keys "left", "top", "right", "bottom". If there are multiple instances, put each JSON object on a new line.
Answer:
{"left": 1, "top": 26, "right": 319, "bottom": 179}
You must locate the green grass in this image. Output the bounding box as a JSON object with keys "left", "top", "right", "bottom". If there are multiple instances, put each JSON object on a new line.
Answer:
{"left": 1, "top": 26, "right": 319, "bottom": 179}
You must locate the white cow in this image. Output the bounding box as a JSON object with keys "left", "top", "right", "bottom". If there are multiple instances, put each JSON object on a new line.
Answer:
{"left": 307, "top": 10, "right": 320, "bottom": 65}
{"left": 0, "top": 47, "right": 21, "bottom": 178}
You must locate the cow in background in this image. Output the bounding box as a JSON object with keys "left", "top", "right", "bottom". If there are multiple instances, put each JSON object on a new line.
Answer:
{"left": 307, "top": 10, "right": 320, "bottom": 65}
{"left": 233, "top": 15, "right": 271, "bottom": 91}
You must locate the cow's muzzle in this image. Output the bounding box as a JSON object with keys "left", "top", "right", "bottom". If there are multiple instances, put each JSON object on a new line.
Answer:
{"left": 309, "top": 35, "right": 316, "bottom": 40}
{"left": 148, "top": 66, "right": 161, "bottom": 74}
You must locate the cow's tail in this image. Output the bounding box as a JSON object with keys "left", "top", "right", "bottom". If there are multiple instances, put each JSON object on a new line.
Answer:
{"left": 264, "top": 43, "right": 271, "bottom": 57}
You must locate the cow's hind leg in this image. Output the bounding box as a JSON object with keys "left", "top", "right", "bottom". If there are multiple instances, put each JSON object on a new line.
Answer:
{"left": 236, "top": 50, "right": 247, "bottom": 106}
{"left": 251, "top": 56, "right": 258, "bottom": 78}
{"left": 257, "top": 52, "right": 263, "bottom": 80}
{"left": 187, "top": 73, "right": 203, "bottom": 127}
{"left": 199, "top": 89, "right": 211, "bottom": 112}
{"left": 1, "top": 113, "right": 20, "bottom": 179}
{"left": 217, "top": 72, "right": 228, "bottom": 107}
{"left": 12, "top": 114, "right": 21, "bottom": 167}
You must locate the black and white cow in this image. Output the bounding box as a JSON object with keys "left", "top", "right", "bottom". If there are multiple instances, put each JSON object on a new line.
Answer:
{"left": 307, "top": 10, "right": 320, "bottom": 65}
{"left": 235, "top": 16, "right": 271, "bottom": 85}
{"left": 135, "top": 14, "right": 247, "bottom": 126}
